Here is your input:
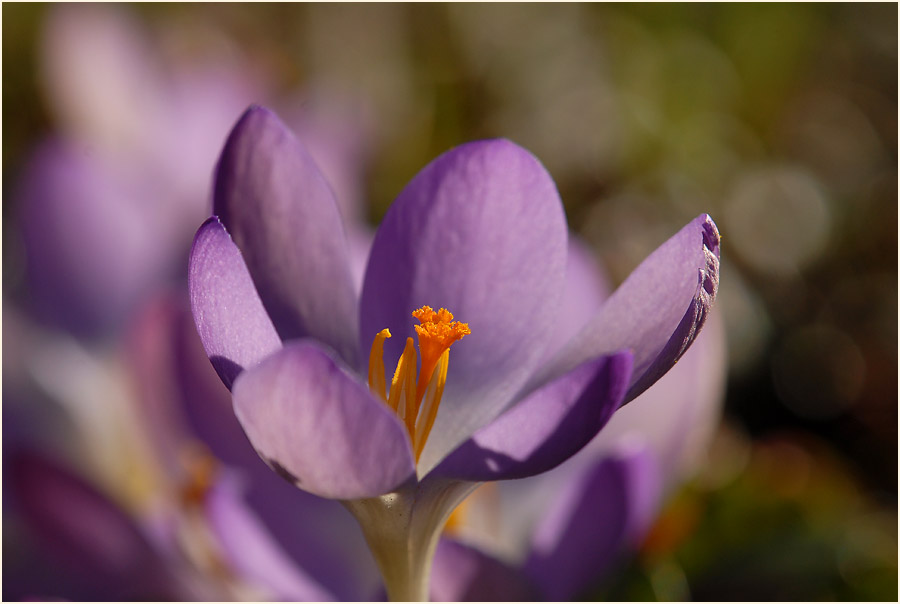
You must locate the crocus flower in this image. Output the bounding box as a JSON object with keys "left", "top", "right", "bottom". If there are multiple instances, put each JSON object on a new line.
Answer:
{"left": 189, "top": 105, "right": 719, "bottom": 599}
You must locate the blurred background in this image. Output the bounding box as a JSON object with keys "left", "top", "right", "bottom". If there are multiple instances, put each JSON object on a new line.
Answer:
{"left": 3, "top": 3, "right": 896, "bottom": 601}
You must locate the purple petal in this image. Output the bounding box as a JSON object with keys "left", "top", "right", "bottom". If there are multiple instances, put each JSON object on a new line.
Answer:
{"left": 432, "top": 351, "right": 633, "bottom": 482}
{"left": 189, "top": 217, "right": 282, "bottom": 390}
{"left": 430, "top": 538, "right": 538, "bottom": 602}
{"left": 361, "top": 139, "right": 569, "bottom": 472}
{"left": 213, "top": 105, "right": 360, "bottom": 366}
{"left": 17, "top": 141, "right": 167, "bottom": 337}
{"left": 231, "top": 341, "right": 415, "bottom": 499}
{"left": 204, "top": 475, "right": 334, "bottom": 601}
{"left": 586, "top": 309, "right": 727, "bottom": 492}
{"left": 541, "top": 214, "right": 720, "bottom": 403}
{"left": 523, "top": 442, "right": 661, "bottom": 601}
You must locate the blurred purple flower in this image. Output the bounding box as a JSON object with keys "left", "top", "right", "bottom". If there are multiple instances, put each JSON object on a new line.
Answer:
{"left": 189, "top": 105, "right": 719, "bottom": 598}
{"left": 9, "top": 449, "right": 211, "bottom": 600}
{"left": 16, "top": 142, "right": 170, "bottom": 337}
{"left": 8, "top": 445, "right": 346, "bottom": 601}
{"left": 14, "top": 4, "right": 263, "bottom": 337}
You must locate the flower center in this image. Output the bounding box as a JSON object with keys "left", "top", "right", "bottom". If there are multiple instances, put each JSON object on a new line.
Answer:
{"left": 368, "top": 306, "right": 471, "bottom": 462}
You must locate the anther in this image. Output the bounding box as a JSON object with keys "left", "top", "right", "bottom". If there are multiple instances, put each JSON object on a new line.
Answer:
{"left": 368, "top": 306, "right": 470, "bottom": 462}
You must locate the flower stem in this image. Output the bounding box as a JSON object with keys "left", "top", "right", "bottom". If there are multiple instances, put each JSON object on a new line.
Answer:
{"left": 363, "top": 522, "right": 437, "bottom": 602}
{"left": 343, "top": 479, "right": 479, "bottom": 602}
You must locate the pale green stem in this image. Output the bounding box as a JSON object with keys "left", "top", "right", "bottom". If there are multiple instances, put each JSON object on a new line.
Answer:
{"left": 344, "top": 479, "right": 479, "bottom": 602}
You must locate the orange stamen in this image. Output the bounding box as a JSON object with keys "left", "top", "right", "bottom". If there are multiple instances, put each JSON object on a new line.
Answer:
{"left": 367, "top": 329, "right": 392, "bottom": 403}
{"left": 368, "top": 306, "right": 470, "bottom": 462}
{"left": 411, "top": 306, "right": 471, "bottom": 405}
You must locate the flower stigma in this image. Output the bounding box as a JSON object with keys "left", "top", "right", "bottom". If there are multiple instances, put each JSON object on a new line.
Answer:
{"left": 368, "top": 306, "right": 471, "bottom": 462}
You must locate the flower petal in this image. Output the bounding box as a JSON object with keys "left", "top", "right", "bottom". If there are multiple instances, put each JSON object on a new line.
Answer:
{"left": 361, "top": 139, "right": 569, "bottom": 473}
{"left": 214, "top": 105, "right": 360, "bottom": 367}
{"left": 17, "top": 141, "right": 168, "bottom": 337}
{"left": 430, "top": 538, "right": 538, "bottom": 602}
{"left": 540, "top": 214, "right": 720, "bottom": 403}
{"left": 232, "top": 341, "right": 415, "bottom": 500}
{"left": 585, "top": 309, "right": 727, "bottom": 493}
{"left": 523, "top": 442, "right": 661, "bottom": 601}
{"left": 431, "top": 351, "right": 633, "bottom": 482}
{"left": 188, "top": 217, "right": 281, "bottom": 390}
{"left": 204, "top": 474, "right": 335, "bottom": 601}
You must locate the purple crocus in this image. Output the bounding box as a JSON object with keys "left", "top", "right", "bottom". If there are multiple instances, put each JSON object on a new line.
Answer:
{"left": 189, "top": 105, "right": 719, "bottom": 599}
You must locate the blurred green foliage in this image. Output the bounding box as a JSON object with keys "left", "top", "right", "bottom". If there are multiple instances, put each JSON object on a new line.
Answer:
{"left": 599, "top": 429, "right": 897, "bottom": 601}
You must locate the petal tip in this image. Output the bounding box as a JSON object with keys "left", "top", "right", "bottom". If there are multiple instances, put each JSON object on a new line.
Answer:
{"left": 236, "top": 103, "right": 280, "bottom": 127}
{"left": 699, "top": 215, "right": 720, "bottom": 301}
{"left": 214, "top": 104, "right": 296, "bottom": 220}
{"left": 194, "top": 215, "right": 225, "bottom": 238}
{"left": 699, "top": 214, "right": 720, "bottom": 258}
{"left": 474, "top": 137, "right": 542, "bottom": 165}
{"left": 442, "top": 137, "right": 547, "bottom": 174}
